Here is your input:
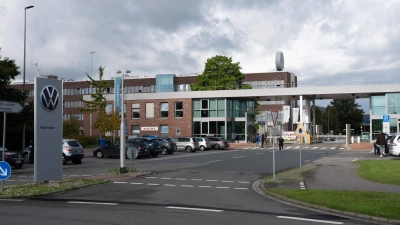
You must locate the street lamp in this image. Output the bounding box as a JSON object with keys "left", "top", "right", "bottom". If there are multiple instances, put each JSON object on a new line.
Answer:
{"left": 117, "top": 69, "right": 131, "bottom": 173}
{"left": 22, "top": 5, "right": 34, "bottom": 149}
{"left": 89, "top": 52, "right": 95, "bottom": 136}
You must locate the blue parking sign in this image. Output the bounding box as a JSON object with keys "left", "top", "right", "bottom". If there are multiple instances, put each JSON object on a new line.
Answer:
{"left": 0, "top": 161, "right": 11, "bottom": 180}
{"left": 383, "top": 115, "right": 390, "bottom": 122}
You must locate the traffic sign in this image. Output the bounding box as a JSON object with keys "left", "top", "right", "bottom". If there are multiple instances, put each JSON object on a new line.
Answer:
{"left": 294, "top": 122, "right": 308, "bottom": 137}
{"left": 383, "top": 115, "right": 390, "bottom": 122}
{"left": 127, "top": 147, "right": 138, "bottom": 160}
{"left": 0, "top": 161, "right": 11, "bottom": 180}
{"left": 0, "top": 101, "right": 23, "bottom": 113}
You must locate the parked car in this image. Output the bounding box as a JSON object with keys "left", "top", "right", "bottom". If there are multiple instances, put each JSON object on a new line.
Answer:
{"left": 93, "top": 140, "right": 151, "bottom": 159}
{"left": 206, "top": 137, "right": 229, "bottom": 150}
{"left": 388, "top": 134, "right": 400, "bottom": 156}
{"left": 0, "top": 148, "right": 24, "bottom": 169}
{"left": 195, "top": 137, "right": 211, "bottom": 151}
{"left": 128, "top": 138, "right": 162, "bottom": 157}
{"left": 324, "top": 134, "right": 335, "bottom": 141}
{"left": 174, "top": 137, "right": 199, "bottom": 152}
{"left": 148, "top": 138, "right": 176, "bottom": 155}
{"left": 21, "top": 139, "right": 84, "bottom": 165}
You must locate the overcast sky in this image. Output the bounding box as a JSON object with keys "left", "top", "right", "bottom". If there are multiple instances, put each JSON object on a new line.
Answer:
{"left": 2, "top": 0, "right": 399, "bottom": 111}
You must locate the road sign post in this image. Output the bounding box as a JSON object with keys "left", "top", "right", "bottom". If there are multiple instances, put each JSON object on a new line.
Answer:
{"left": 294, "top": 123, "right": 308, "bottom": 169}
{"left": 0, "top": 161, "right": 11, "bottom": 191}
{"left": 382, "top": 115, "right": 390, "bottom": 134}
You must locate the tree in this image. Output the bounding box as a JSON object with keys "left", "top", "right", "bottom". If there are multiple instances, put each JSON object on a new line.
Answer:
{"left": 0, "top": 49, "right": 34, "bottom": 151}
{"left": 330, "top": 99, "right": 364, "bottom": 134}
{"left": 63, "top": 116, "right": 81, "bottom": 138}
{"left": 80, "top": 66, "right": 109, "bottom": 114}
{"left": 190, "top": 55, "right": 251, "bottom": 91}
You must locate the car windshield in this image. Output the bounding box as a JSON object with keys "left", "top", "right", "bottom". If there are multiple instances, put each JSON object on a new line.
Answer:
{"left": 67, "top": 141, "right": 81, "bottom": 147}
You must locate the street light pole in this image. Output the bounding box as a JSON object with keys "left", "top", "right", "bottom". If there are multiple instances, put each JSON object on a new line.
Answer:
{"left": 89, "top": 52, "right": 95, "bottom": 136}
{"left": 118, "top": 69, "right": 131, "bottom": 173}
{"left": 22, "top": 5, "right": 34, "bottom": 149}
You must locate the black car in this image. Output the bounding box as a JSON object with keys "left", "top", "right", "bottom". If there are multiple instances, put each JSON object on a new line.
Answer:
{"left": 0, "top": 150, "right": 24, "bottom": 169}
{"left": 129, "top": 138, "right": 163, "bottom": 157}
{"left": 149, "top": 138, "right": 176, "bottom": 155}
{"left": 93, "top": 140, "right": 151, "bottom": 159}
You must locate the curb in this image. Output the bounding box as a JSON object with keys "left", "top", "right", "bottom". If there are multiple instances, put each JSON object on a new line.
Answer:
{"left": 253, "top": 179, "right": 400, "bottom": 225}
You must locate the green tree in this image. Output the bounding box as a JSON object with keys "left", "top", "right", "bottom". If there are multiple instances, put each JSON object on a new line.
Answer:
{"left": 0, "top": 49, "right": 34, "bottom": 150}
{"left": 63, "top": 116, "right": 81, "bottom": 138}
{"left": 330, "top": 99, "right": 364, "bottom": 134}
{"left": 190, "top": 55, "right": 251, "bottom": 91}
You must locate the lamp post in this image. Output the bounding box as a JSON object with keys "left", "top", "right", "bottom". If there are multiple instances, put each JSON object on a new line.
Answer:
{"left": 22, "top": 5, "right": 34, "bottom": 149}
{"left": 89, "top": 52, "right": 95, "bottom": 136}
{"left": 117, "top": 69, "right": 131, "bottom": 173}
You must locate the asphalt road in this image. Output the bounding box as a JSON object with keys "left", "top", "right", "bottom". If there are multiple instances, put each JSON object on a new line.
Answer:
{"left": 1, "top": 143, "right": 378, "bottom": 225}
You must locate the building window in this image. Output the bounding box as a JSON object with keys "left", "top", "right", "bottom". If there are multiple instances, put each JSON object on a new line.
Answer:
{"left": 146, "top": 103, "right": 154, "bottom": 118}
{"left": 175, "top": 102, "right": 183, "bottom": 117}
{"left": 132, "top": 125, "right": 140, "bottom": 134}
{"left": 160, "top": 102, "right": 168, "bottom": 118}
{"left": 106, "top": 104, "right": 112, "bottom": 114}
{"left": 132, "top": 103, "right": 140, "bottom": 119}
{"left": 161, "top": 125, "right": 168, "bottom": 138}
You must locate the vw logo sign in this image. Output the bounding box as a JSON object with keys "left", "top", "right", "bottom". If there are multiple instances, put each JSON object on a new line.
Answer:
{"left": 40, "top": 86, "right": 60, "bottom": 111}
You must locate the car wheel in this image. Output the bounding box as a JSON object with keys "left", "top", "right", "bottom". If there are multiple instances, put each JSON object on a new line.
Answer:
{"left": 200, "top": 146, "right": 205, "bottom": 151}
{"left": 151, "top": 153, "right": 158, "bottom": 157}
{"left": 215, "top": 145, "right": 220, "bottom": 150}
{"left": 161, "top": 147, "right": 168, "bottom": 155}
{"left": 185, "top": 146, "right": 192, "bottom": 152}
{"left": 96, "top": 150, "right": 104, "bottom": 158}
{"left": 14, "top": 163, "right": 23, "bottom": 169}
{"left": 62, "top": 154, "right": 67, "bottom": 165}
{"left": 22, "top": 153, "right": 31, "bottom": 164}
{"left": 72, "top": 159, "right": 82, "bottom": 164}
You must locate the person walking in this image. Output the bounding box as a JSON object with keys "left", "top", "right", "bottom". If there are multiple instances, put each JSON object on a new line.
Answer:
{"left": 376, "top": 131, "right": 387, "bottom": 157}
{"left": 278, "top": 136, "right": 284, "bottom": 150}
{"left": 261, "top": 133, "right": 265, "bottom": 148}
{"left": 255, "top": 133, "right": 260, "bottom": 148}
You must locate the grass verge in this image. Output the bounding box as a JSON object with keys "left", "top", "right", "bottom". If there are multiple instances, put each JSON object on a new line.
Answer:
{"left": 265, "top": 160, "right": 400, "bottom": 220}
{"left": 0, "top": 178, "right": 107, "bottom": 199}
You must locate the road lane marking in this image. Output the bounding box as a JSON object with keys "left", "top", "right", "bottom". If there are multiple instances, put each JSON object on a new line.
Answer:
{"left": 175, "top": 178, "right": 187, "bottom": 180}
{"left": 321, "top": 147, "right": 327, "bottom": 149}
{"left": 0, "top": 199, "right": 24, "bottom": 201}
{"left": 130, "top": 182, "right": 143, "bottom": 185}
{"left": 161, "top": 177, "right": 172, "bottom": 180}
{"left": 81, "top": 175, "right": 92, "bottom": 177}
{"left": 299, "top": 182, "right": 306, "bottom": 190}
{"left": 181, "top": 185, "right": 194, "bottom": 187}
{"left": 146, "top": 177, "right": 157, "bottom": 179}
{"left": 199, "top": 186, "right": 212, "bottom": 188}
{"left": 330, "top": 147, "right": 336, "bottom": 149}
{"left": 216, "top": 187, "right": 230, "bottom": 189}
{"left": 113, "top": 182, "right": 127, "bottom": 184}
{"left": 206, "top": 180, "right": 218, "bottom": 182}
{"left": 68, "top": 201, "right": 118, "bottom": 206}
{"left": 238, "top": 181, "right": 250, "bottom": 183}
{"left": 191, "top": 179, "right": 202, "bottom": 181}
{"left": 163, "top": 184, "right": 176, "bottom": 186}
{"left": 147, "top": 183, "right": 160, "bottom": 186}
{"left": 234, "top": 188, "right": 248, "bottom": 190}
{"left": 276, "top": 216, "right": 343, "bottom": 224}
{"left": 167, "top": 206, "right": 222, "bottom": 212}
{"left": 352, "top": 158, "right": 359, "bottom": 162}
{"left": 221, "top": 180, "right": 234, "bottom": 183}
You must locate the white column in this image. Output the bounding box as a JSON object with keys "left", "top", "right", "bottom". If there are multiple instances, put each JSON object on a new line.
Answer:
{"left": 299, "top": 95, "right": 303, "bottom": 123}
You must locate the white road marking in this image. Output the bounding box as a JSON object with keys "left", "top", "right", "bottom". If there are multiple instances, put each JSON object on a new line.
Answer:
{"left": 175, "top": 178, "right": 187, "bottom": 180}
{"left": 163, "top": 184, "right": 176, "bottom": 186}
{"left": 68, "top": 201, "right": 118, "bottom": 206}
{"left": 352, "top": 158, "right": 359, "bottom": 162}
{"left": 330, "top": 147, "right": 336, "bottom": 149}
{"left": 216, "top": 187, "right": 230, "bottom": 189}
{"left": 339, "top": 147, "right": 344, "bottom": 149}
{"left": 191, "top": 179, "right": 202, "bottom": 181}
{"left": 221, "top": 180, "right": 234, "bottom": 183}
{"left": 299, "top": 182, "right": 306, "bottom": 190}
{"left": 181, "top": 185, "right": 194, "bottom": 187}
{"left": 130, "top": 182, "right": 143, "bottom": 185}
{"left": 276, "top": 216, "right": 343, "bottom": 224}
{"left": 0, "top": 199, "right": 24, "bottom": 201}
{"left": 238, "top": 181, "right": 250, "bottom": 183}
{"left": 321, "top": 147, "right": 327, "bottom": 149}
{"left": 206, "top": 180, "right": 218, "bottom": 182}
{"left": 199, "top": 186, "right": 212, "bottom": 188}
{"left": 234, "top": 188, "right": 248, "bottom": 190}
{"left": 146, "top": 177, "right": 157, "bottom": 179}
{"left": 147, "top": 183, "right": 160, "bottom": 186}
{"left": 113, "top": 182, "right": 127, "bottom": 184}
{"left": 161, "top": 177, "right": 172, "bottom": 180}
{"left": 167, "top": 206, "right": 223, "bottom": 212}
{"left": 81, "top": 175, "right": 92, "bottom": 177}
{"left": 312, "top": 147, "right": 318, "bottom": 149}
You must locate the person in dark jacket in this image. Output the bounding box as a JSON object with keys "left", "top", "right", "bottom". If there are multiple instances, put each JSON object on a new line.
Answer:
{"left": 376, "top": 132, "right": 387, "bottom": 157}
{"left": 261, "top": 133, "right": 265, "bottom": 148}
{"left": 278, "top": 136, "right": 284, "bottom": 150}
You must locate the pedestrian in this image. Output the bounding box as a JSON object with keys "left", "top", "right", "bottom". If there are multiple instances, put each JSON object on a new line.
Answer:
{"left": 278, "top": 136, "right": 284, "bottom": 150}
{"left": 376, "top": 131, "right": 387, "bottom": 157}
{"left": 261, "top": 133, "right": 265, "bottom": 148}
{"left": 236, "top": 134, "right": 240, "bottom": 143}
{"left": 255, "top": 133, "right": 260, "bottom": 148}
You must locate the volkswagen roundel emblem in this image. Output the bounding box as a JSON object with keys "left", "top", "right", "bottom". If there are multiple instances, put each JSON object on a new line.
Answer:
{"left": 40, "top": 85, "right": 60, "bottom": 111}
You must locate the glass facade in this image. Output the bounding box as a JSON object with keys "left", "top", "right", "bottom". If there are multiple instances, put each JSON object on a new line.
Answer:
{"left": 156, "top": 74, "right": 175, "bottom": 92}
{"left": 371, "top": 96, "right": 385, "bottom": 115}
{"left": 387, "top": 93, "right": 400, "bottom": 114}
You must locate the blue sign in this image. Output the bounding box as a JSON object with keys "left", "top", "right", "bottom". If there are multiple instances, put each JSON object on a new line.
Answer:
{"left": 0, "top": 161, "right": 11, "bottom": 180}
{"left": 115, "top": 77, "right": 121, "bottom": 112}
{"left": 383, "top": 115, "right": 390, "bottom": 122}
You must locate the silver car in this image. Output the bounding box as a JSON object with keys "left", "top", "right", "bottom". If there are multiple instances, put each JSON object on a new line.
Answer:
{"left": 62, "top": 139, "right": 84, "bottom": 165}
{"left": 175, "top": 137, "right": 200, "bottom": 152}
{"left": 196, "top": 137, "right": 211, "bottom": 151}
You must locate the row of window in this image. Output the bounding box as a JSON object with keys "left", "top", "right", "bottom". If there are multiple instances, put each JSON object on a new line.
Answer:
{"left": 63, "top": 114, "right": 84, "bottom": 121}
{"left": 63, "top": 101, "right": 83, "bottom": 108}
{"left": 105, "top": 102, "right": 184, "bottom": 119}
